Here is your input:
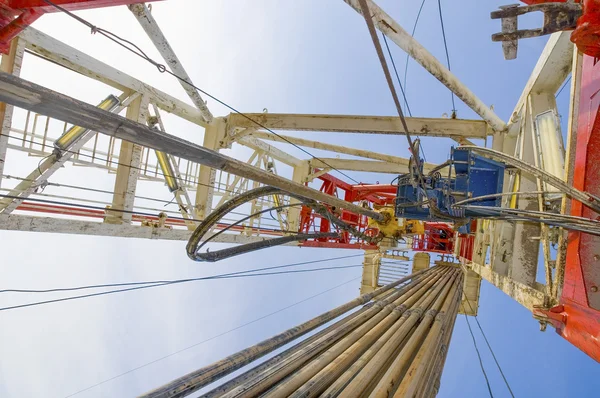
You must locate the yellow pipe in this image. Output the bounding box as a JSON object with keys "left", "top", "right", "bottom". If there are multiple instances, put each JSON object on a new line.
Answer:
{"left": 54, "top": 95, "right": 120, "bottom": 151}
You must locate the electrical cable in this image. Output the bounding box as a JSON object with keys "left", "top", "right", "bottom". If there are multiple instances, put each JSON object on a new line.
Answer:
{"left": 0, "top": 253, "right": 365, "bottom": 294}
{"left": 556, "top": 75, "right": 572, "bottom": 98}
{"left": 62, "top": 276, "right": 360, "bottom": 398}
{"left": 3, "top": 173, "right": 195, "bottom": 206}
{"left": 0, "top": 265, "right": 363, "bottom": 312}
{"left": 382, "top": 34, "right": 412, "bottom": 117}
{"left": 464, "top": 314, "right": 495, "bottom": 398}
{"left": 464, "top": 296, "right": 515, "bottom": 398}
{"left": 453, "top": 191, "right": 553, "bottom": 206}
{"left": 41, "top": 0, "right": 362, "bottom": 185}
{"left": 357, "top": 0, "right": 428, "bottom": 198}
{"left": 460, "top": 207, "right": 600, "bottom": 236}
{"left": 461, "top": 145, "right": 600, "bottom": 214}
{"left": 201, "top": 203, "right": 301, "bottom": 246}
{"left": 437, "top": 0, "right": 457, "bottom": 115}
{"left": 462, "top": 205, "right": 600, "bottom": 227}
{"left": 403, "top": 0, "right": 428, "bottom": 98}
{"left": 36, "top": 153, "right": 53, "bottom": 175}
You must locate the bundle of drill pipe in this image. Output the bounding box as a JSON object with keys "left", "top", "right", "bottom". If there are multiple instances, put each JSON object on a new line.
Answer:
{"left": 141, "top": 265, "right": 463, "bottom": 398}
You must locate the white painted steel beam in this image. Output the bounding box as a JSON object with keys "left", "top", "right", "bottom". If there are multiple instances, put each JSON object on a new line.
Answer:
{"left": 309, "top": 158, "right": 436, "bottom": 174}
{"left": 0, "top": 214, "right": 288, "bottom": 244}
{"left": 360, "top": 250, "right": 381, "bottom": 294}
{"left": 0, "top": 73, "right": 384, "bottom": 220}
{"left": 465, "top": 261, "right": 545, "bottom": 311}
{"left": 0, "top": 38, "right": 25, "bottom": 188}
{"left": 227, "top": 113, "right": 489, "bottom": 138}
{"left": 19, "top": 28, "right": 207, "bottom": 127}
{"left": 510, "top": 32, "right": 573, "bottom": 124}
{"left": 343, "top": 0, "right": 507, "bottom": 132}
{"left": 194, "top": 119, "right": 226, "bottom": 220}
{"left": 287, "top": 160, "right": 310, "bottom": 232}
{"left": 129, "top": 4, "right": 213, "bottom": 123}
{"left": 237, "top": 136, "right": 301, "bottom": 167}
{"left": 107, "top": 95, "right": 149, "bottom": 224}
{"left": 244, "top": 130, "right": 415, "bottom": 164}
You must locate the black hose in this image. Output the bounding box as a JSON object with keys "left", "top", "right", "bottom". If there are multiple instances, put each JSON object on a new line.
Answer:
{"left": 187, "top": 186, "right": 378, "bottom": 262}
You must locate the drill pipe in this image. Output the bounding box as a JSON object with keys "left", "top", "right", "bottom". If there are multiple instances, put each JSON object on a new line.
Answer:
{"left": 401, "top": 276, "right": 463, "bottom": 398}
{"left": 283, "top": 268, "right": 456, "bottom": 397}
{"left": 321, "top": 270, "right": 451, "bottom": 397}
{"left": 419, "top": 292, "right": 462, "bottom": 398}
{"left": 337, "top": 267, "right": 460, "bottom": 398}
{"left": 412, "top": 285, "right": 461, "bottom": 398}
{"left": 393, "top": 271, "right": 463, "bottom": 397}
{"left": 369, "top": 267, "right": 462, "bottom": 398}
{"left": 201, "top": 278, "right": 418, "bottom": 398}
{"left": 140, "top": 268, "right": 431, "bottom": 398}
{"left": 219, "top": 267, "right": 448, "bottom": 398}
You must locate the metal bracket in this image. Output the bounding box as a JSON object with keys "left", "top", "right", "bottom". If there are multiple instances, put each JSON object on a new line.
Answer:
{"left": 491, "top": 2, "right": 582, "bottom": 59}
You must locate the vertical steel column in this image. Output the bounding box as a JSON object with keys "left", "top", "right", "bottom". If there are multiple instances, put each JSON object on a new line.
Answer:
{"left": 107, "top": 94, "right": 149, "bottom": 224}
{"left": 0, "top": 38, "right": 24, "bottom": 188}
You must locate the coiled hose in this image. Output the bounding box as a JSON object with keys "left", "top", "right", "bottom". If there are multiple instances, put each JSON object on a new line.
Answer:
{"left": 187, "top": 186, "right": 380, "bottom": 262}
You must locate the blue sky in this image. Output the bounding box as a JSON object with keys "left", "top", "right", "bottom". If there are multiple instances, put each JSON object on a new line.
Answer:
{"left": 0, "top": 1, "right": 598, "bottom": 397}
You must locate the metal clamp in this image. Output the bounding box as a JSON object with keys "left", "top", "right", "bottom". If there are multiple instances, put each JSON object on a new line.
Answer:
{"left": 491, "top": 2, "right": 583, "bottom": 59}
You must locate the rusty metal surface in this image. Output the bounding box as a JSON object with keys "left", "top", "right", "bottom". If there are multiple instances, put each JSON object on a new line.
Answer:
{"left": 491, "top": 2, "right": 582, "bottom": 59}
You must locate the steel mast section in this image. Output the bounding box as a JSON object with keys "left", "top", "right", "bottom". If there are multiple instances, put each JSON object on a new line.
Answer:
{"left": 0, "top": 0, "right": 598, "bottom": 384}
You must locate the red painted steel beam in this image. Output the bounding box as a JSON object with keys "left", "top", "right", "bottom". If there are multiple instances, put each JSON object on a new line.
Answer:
{"left": 518, "top": 1, "right": 600, "bottom": 57}
{"left": 5, "top": 0, "right": 161, "bottom": 12}
{"left": 0, "top": 0, "right": 162, "bottom": 53}
{"left": 535, "top": 54, "right": 600, "bottom": 363}
{"left": 519, "top": 0, "right": 570, "bottom": 4}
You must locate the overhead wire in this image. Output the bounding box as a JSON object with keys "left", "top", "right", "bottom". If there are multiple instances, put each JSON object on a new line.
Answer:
{"left": 41, "top": 0, "right": 362, "bottom": 185}
{"left": 0, "top": 253, "right": 365, "bottom": 294}
{"left": 3, "top": 173, "right": 195, "bottom": 205}
{"left": 464, "top": 314, "right": 495, "bottom": 398}
{"left": 464, "top": 295, "right": 515, "bottom": 398}
{"left": 437, "top": 0, "right": 457, "bottom": 115}
{"left": 63, "top": 276, "right": 361, "bottom": 398}
{"left": 403, "top": 0, "right": 428, "bottom": 100}
{"left": 382, "top": 34, "right": 412, "bottom": 117}
{"left": 0, "top": 264, "right": 364, "bottom": 312}
{"left": 556, "top": 75, "right": 572, "bottom": 98}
